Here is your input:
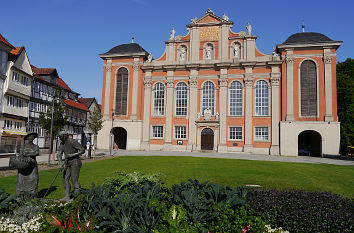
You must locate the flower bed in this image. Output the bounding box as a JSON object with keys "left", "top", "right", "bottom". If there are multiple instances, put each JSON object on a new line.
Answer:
{"left": 0, "top": 172, "right": 353, "bottom": 232}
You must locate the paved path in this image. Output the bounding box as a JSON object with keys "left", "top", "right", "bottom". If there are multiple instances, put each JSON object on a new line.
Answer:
{"left": 1, "top": 149, "right": 353, "bottom": 168}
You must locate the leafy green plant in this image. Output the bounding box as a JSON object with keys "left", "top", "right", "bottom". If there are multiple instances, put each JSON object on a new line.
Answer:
{"left": 0, "top": 188, "right": 16, "bottom": 215}
{"left": 103, "top": 171, "right": 163, "bottom": 192}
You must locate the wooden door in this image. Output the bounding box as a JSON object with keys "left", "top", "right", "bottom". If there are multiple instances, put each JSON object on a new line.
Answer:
{"left": 201, "top": 128, "right": 214, "bottom": 150}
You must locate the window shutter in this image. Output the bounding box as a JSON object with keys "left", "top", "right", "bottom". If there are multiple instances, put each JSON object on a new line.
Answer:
{"left": 300, "top": 61, "right": 317, "bottom": 116}
{"left": 115, "top": 68, "right": 129, "bottom": 115}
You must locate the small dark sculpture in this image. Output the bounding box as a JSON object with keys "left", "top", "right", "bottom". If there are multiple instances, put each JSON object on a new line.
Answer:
{"left": 13, "top": 132, "right": 40, "bottom": 195}
{"left": 57, "top": 131, "right": 85, "bottom": 201}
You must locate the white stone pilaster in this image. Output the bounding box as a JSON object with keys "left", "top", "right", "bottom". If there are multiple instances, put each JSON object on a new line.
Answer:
{"left": 218, "top": 69, "right": 228, "bottom": 152}
{"left": 219, "top": 25, "right": 229, "bottom": 61}
{"left": 324, "top": 54, "right": 333, "bottom": 121}
{"left": 245, "top": 36, "right": 257, "bottom": 61}
{"left": 164, "top": 71, "right": 174, "bottom": 148}
{"left": 187, "top": 70, "right": 198, "bottom": 151}
{"left": 270, "top": 72, "right": 281, "bottom": 155}
{"left": 103, "top": 60, "right": 112, "bottom": 117}
{"left": 190, "top": 27, "right": 200, "bottom": 61}
{"left": 131, "top": 58, "right": 140, "bottom": 120}
{"left": 141, "top": 72, "right": 152, "bottom": 150}
{"left": 243, "top": 71, "right": 253, "bottom": 153}
{"left": 285, "top": 53, "right": 294, "bottom": 121}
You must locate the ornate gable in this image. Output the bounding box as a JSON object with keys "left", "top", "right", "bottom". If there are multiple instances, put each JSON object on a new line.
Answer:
{"left": 188, "top": 8, "right": 233, "bottom": 27}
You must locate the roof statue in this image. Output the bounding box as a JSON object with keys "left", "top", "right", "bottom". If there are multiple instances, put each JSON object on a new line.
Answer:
{"left": 169, "top": 27, "right": 175, "bottom": 40}
{"left": 191, "top": 16, "right": 197, "bottom": 23}
{"left": 147, "top": 53, "right": 152, "bottom": 62}
{"left": 206, "top": 8, "right": 214, "bottom": 14}
{"left": 222, "top": 13, "right": 229, "bottom": 21}
{"left": 246, "top": 22, "right": 252, "bottom": 35}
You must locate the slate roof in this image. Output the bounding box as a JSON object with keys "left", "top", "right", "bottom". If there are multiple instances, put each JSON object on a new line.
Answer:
{"left": 63, "top": 99, "right": 89, "bottom": 111}
{"left": 0, "top": 34, "right": 15, "bottom": 49}
{"left": 282, "top": 32, "right": 334, "bottom": 44}
{"left": 102, "top": 43, "right": 148, "bottom": 56}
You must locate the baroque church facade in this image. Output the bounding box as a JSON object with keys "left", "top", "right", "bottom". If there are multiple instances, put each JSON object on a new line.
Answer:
{"left": 98, "top": 9, "right": 342, "bottom": 156}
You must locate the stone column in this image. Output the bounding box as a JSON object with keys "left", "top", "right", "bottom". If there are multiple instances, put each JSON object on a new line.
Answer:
{"left": 164, "top": 71, "right": 174, "bottom": 149}
{"left": 131, "top": 59, "right": 140, "bottom": 120}
{"left": 218, "top": 69, "right": 228, "bottom": 152}
{"left": 270, "top": 72, "right": 281, "bottom": 155}
{"left": 285, "top": 53, "right": 294, "bottom": 121}
{"left": 103, "top": 60, "right": 112, "bottom": 118}
{"left": 187, "top": 70, "right": 198, "bottom": 151}
{"left": 243, "top": 72, "right": 253, "bottom": 153}
{"left": 324, "top": 54, "right": 333, "bottom": 121}
{"left": 141, "top": 72, "right": 152, "bottom": 150}
{"left": 166, "top": 42, "right": 176, "bottom": 63}
{"left": 190, "top": 27, "right": 200, "bottom": 61}
{"left": 245, "top": 36, "right": 257, "bottom": 61}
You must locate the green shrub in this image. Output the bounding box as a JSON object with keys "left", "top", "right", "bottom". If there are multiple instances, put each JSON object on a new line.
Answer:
{"left": 0, "top": 188, "right": 16, "bottom": 215}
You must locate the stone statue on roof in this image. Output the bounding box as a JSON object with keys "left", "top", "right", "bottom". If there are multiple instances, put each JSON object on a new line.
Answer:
{"left": 222, "top": 13, "right": 229, "bottom": 21}
{"left": 169, "top": 27, "right": 175, "bottom": 40}
{"left": 246, "top": 22, "right": 252, "bottom": 35}
{"left": 191, "top": 16, "right": 198, "bottom": 23}
{"left": 147, "top": 53, "right": 152, "bottom": 62}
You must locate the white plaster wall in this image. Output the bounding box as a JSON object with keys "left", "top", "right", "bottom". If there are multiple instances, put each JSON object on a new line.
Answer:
{"left": 280, "top": 121, "right": 340, "bottom": 156}
{"left": 97, "top": 120, "right": 143, "bottom": 150}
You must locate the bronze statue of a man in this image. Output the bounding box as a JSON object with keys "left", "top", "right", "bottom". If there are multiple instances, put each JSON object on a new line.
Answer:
{"left": 57, "top": 131, "right": 85, "bottom": 201}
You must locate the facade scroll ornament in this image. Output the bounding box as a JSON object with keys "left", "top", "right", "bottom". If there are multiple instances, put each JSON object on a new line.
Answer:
{"left": 189, "top": 78, "right": 198, "bottom": 88}
{"left": 270, "top": 74, "right": 281, "bottom": 86}
{"left": 323, "top": 55, "right": 332, "bottom": 64}
{"left": 285, "top": 57, "right": 294, "bottom": 64}
{"left": 143, "top": 79, "right": 152, "bottom": 88}
{"left": 219, "top": 77, "right": 228, "bottom": 87}
{"left": 106, "top": 63, "right": 112, "bottom": 72}
{"left": 166, "top": 79, "right": 174, "bottom": 88}
{"left": 133, "top": 62, "right": 140, "bottom": 71}
{"left": 244, "top": 76, "right": 253, "bottom": 86}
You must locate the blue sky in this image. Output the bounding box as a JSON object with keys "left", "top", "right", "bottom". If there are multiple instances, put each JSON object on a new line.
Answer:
{"left": 1, "top": 0, "right": 353, "bottom": 103}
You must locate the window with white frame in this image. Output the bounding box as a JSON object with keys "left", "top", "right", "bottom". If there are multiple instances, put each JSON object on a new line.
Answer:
{"left": 4, "top": 120, "right": 12, "bottom": 129}
{"left": 229, "top": 127, "right": 242, "bottom": 140}
{"left": 153, "top": 83, "right": 165, "bottom": 116}
{"left": 152, "top": 125, "right": 163, "bottom": 138}
{"left": 7, "top": 96, "right": 24, "bottom": 108}
{"left": 202, "top": 81, "right": 215, "bottom": 115}
{"left": 255, "top": 80, "right": 269, "bottom": 116}
{"left": 14, "top": 122, "right": 22, "bottom": 130}
{"left": 255, "top": 127, "right": 269, "bottom": 141}
{"left": 12, "top": 71, "right": 28, "bottom": 86}
{"left": 229, "top": 81, "right": 243, "bottom": 116}
{"left": 176, "top": 82, "right": 188, "bottom": 116}
{"left": 175, "top": 126, "right": 187, "bottom": 139}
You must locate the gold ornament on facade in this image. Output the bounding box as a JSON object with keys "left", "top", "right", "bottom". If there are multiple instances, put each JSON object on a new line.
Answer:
{"left": 199, "top": 26, "right": 219, "bottom": 41}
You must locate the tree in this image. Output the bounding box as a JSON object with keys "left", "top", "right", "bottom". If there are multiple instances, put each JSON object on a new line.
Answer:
{"left": 337, "top": 58, "right": 354, "bottom": 155}
{"left": 87, "top": 106, "right": 104, "bottom": 147}
{"left": 39, "top": 98, "right": 68, "bottom": 153}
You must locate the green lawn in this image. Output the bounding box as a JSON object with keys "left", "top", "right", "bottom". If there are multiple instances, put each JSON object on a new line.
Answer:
{"left": 1, "top": 156, "right": 353, "bottom": 199}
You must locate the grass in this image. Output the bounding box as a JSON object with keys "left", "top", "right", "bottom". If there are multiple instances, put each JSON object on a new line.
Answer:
{"left": 0, "top": 156, "right": 353, "bottom": 199}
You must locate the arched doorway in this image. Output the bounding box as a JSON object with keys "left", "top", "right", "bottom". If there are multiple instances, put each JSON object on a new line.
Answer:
{"left": 298, "top": 130, "right": 322, "bottom": 157}
{"left": 201, "top": 128, "right": 214, "bottom": 150}
{"left": 112, "top": 127, "right": 127, "bottom": 150}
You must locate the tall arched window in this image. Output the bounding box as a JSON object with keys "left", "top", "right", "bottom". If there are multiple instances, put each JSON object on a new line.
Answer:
{"left": 300, "top": 60, "right": 317, "bottom": 116}
{"left": 255, "top": 80, "right": 269, "bottom": 116}
{"left": 202, "top": 81, "right": 215, "bottom": 115}
{"left": 153, "top": 82, "right": 165, "bottom": 116}
{"left": 176, "top": 82, "right": 188, "bottom": 116}
{"left": 115, "top": 67, "right": 128, "bottom": 115}
{"left": 229, "top": 81, "right": 243, "bottom": 116}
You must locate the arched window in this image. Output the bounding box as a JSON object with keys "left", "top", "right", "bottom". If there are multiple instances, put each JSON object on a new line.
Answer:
{"left": 202, "top": 81, "right": 215, "bottom": 115}
{"left": 115, "top": 67, "right": 128, "bottom": 115}
{"left": 229, "top": 81, "right": 243, "bottom": 116}
{"left": 300, "top": 60, "right": 317, "bottom": 116}
{"left": 153, "top": 83, "right": 165, "bottom": 116}
{"left": 255, "top": 80, "right": 269, "bottom": 116}
{"left": 176, "top": 82, "right": 188, "bottom": 116}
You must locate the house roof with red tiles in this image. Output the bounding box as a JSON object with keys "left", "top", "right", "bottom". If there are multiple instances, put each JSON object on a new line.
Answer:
{"left": 0, "top": 34, "right": 15, "bottom": 49}
{"left": 31, "top": 65, "right": 56, "bottom": 75}
{"left": 57, "top": 77, "right": 71, "bottom": 91}
{"left": 63, "top": 99, "right": 89, "bottom": 112}
{"left": 10, "top": 46, "right": 24, "bottom": 56}
{"left": 78, "top": 97, "right": 95, "bottom": 107}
